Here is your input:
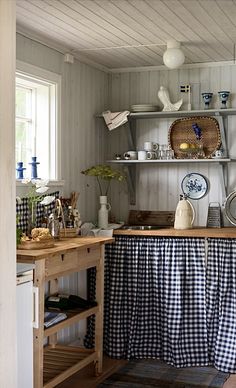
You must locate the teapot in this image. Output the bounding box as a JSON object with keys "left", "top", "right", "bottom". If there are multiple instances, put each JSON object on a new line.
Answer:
{"left": 174, "top": 194, "right": 195, "bottom": 230}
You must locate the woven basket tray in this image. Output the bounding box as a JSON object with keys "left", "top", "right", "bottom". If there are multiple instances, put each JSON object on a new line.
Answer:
{"left": 168, "top": 116, "right": 221, "bottom": 159}
{"left": 60, "top": 228, "right": 79, "bottom": 238}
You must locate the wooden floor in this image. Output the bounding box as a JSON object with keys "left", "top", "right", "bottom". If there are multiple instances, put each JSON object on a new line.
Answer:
{"left": 55, "top": 356, "right": 236, "bottom": 388}
{"left": 56, "top": 356, "right": 127, "bottom": 388}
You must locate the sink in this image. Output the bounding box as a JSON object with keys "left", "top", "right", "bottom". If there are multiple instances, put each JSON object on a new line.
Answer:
{"left": 120, "top": 225, "right": 171, "bottom": 230}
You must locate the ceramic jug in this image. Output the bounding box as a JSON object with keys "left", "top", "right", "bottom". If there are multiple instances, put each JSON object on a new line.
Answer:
{"left": 174, "top": 194, "right": 195, "bottom": 230}
{"left": 98, "top": 196, "right": 111, "bottom": 229}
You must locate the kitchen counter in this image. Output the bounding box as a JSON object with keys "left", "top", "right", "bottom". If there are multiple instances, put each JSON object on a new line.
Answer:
{"left": 114, "top": 227, "right": 236, "bottom": 238}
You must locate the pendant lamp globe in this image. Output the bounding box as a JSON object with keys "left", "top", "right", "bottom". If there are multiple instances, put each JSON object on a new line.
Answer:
{"left": 163, "top": 40, "right": 185, "bottom": 69}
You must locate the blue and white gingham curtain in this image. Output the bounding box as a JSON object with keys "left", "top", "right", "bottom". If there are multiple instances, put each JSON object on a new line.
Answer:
{"left": 104, "top": 236, "right": 209, "bottom": 367}
{"left": 104, "top": 236, "right": 236, "bottom": 373}
{"left": 207, "top": 238, "right": 236, "bottom": 373}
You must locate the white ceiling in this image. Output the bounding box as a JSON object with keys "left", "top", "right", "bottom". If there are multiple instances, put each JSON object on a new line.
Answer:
{"left": 16, "top": 0, "right": 236, "bottom": 71}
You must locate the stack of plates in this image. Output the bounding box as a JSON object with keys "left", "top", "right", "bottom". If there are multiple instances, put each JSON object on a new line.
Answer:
{"left": 131, "top": 104, "right": 159, "bottom": 112}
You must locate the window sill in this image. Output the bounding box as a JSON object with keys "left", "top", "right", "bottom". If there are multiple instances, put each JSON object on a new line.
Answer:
{"left": 16, "top": 179, "right": 65, "bottom": 187}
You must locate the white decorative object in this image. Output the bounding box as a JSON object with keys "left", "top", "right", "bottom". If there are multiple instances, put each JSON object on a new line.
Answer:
{"left": 163, "top": 40, "right": 185, "bottom": 69}
{"left": 98, "top": 196, "right": 111, "bottom": 229}
{"left": 158, "top": 86, "right": 183, "bottom": 111}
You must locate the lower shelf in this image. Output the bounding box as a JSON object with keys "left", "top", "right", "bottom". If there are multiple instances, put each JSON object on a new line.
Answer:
{"left": 43, "top": 345, "right": 96, "bottom": 387}
{"left": 44, "top": 306, "right": 98, "bottom": 337}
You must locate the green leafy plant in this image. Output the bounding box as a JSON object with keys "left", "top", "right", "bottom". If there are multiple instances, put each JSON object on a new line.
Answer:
{"left": 81, "top": 164, "right": 125, "bottom": 196}
{"left": 16, "top": 215, "right": 22, "bottom": 247}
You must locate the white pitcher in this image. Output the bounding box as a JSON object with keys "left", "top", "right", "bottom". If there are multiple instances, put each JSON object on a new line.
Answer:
{"left": 174, "top": 194, "right": 195, "bottom": 230}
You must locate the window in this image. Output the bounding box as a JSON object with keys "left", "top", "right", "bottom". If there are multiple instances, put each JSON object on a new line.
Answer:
{"left": 16, "top": 62, "right": 61, "bottom": 180}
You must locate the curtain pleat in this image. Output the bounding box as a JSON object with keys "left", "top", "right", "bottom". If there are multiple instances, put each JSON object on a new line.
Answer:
{"left": 104, "top": 236, "right": 208, "bottom": 367}
{"left": 207, "top": 238, "right": 236, "bottom": 373}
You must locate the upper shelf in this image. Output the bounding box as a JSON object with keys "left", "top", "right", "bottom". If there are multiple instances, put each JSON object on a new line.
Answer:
{"left": 107, "top": 158, "right": 232, "bottom": 164}
{"left": 128, "top": 108, "right": 236, "bottom": 120}
{"left": 97, "top": 108, "right": 236, "bottom": 120}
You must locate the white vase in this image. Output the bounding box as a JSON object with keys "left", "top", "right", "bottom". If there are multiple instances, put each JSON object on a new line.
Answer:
{"left": 98, "top": 196, "right": 111, "bottom": 229}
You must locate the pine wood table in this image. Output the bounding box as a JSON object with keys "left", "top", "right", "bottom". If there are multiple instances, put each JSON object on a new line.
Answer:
{"left": 17, "top": 236, "right": 114, "bottom": 388}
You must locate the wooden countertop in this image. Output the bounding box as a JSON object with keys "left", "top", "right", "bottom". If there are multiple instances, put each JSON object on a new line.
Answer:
{"left": 17, "top": 236, "right": 114, "bottom": 261}
{"left": 114, "top": 227, "right": 236, "bottom": 238}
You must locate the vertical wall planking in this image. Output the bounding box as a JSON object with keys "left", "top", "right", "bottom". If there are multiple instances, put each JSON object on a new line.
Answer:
{"left": 109, "top": 64, "right": 236, "bottom": 225}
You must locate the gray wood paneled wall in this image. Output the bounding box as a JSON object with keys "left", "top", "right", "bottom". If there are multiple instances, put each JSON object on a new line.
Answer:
{"left": 16, "top": 33, "right": 236, "bottom": 227}
{"left": 16, "top": 33, "right": 109, "bottom": 225}
{"left": 108, "top": 65, "right": 236, "bottom": 226}
{"left": 16, "top": 33, "right": 110, "bottom": 344}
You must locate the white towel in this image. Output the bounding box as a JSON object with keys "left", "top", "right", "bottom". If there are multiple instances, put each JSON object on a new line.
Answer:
{"left": 102, "top": 110, "right": 130, "bottom": 130}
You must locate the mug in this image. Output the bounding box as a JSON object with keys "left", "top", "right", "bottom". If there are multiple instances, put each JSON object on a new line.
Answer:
{"left": 147, "top": 151, "right": 157, "bottom": 160}
{"left": 212, "top": 150, "right": 223, "bottom": 158}
{"left": 144, "top": 141, "right": 159, "bottom": 151}
{"left": 138, "top": 150, "right": 147, "bottom": 160}
{"left": 123, "top": 150, "right": 137, "bottom": 160}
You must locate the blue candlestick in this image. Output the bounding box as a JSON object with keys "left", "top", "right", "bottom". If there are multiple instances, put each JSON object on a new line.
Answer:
{"left": 29, "top": 156, "right": 40, "bottom": 179}
{"left": 16, "top": 162, "right": 26, "bottom": 179}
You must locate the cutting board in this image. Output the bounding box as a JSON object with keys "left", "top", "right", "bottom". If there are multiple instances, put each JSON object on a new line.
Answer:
{"left": 128, "top": 210, "right": 175, "bottom": 226}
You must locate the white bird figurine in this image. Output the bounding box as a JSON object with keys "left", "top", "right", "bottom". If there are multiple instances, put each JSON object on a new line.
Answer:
{"left": 158, "top": 86, "right": 183, "bottom": 112}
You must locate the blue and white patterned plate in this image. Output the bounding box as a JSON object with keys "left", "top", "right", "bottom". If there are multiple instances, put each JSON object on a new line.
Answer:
{"left": 181, "top": 173, "right": 208, "bottom": 200}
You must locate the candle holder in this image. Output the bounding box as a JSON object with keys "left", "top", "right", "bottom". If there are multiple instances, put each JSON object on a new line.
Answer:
{"left": 201, "top": 92, "right": 213, "bottom": 109}
{"left": 218, "top": 91, "right": 230, "bottom": 109}
{"left": 16, "top": 162, "right": 26, "bottom": 179}
{"left": 29, "top": 156, "right": 40, "bottom": 179}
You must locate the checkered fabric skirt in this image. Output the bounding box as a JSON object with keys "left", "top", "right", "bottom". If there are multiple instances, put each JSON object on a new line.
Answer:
{"left": 103, "top": 236, "right": 236, "bottom": 373}
{"left": 207, "top": 238, "right": 236, "bottom": 373}
{"left": 16, "top": 191, "right": 59, "bottom": 233}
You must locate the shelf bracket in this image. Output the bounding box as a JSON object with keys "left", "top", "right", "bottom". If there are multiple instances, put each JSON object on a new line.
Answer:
{"left": 219, "top": 161, "right": 228, "bottom": 200}
{"left": 123, "top": 165, "right": 136, "bottom": 205}
{"left": 214, "top": 112, "right": 228, "bottom": 157}
{"left": 126, "top": 119, "right": 136, "bottom": 150}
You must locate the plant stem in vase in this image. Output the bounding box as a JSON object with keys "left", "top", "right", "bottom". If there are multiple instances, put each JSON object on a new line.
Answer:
{"left": 27, "top": 201, "right": 37, "bottom": 236}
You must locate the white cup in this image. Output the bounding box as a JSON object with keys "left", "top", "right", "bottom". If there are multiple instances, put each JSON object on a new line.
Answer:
{"left": 212, "top": 150, "right": 222, "bottom": 158}
{"left": 123, "top": 150, "right": 137, "bottom": 160}
{"left": 138, "top": 150, "right": 147, "bottom": 160}
{"left": 144, "top": 141, "right": 159, "bottom": 151}
{"left": 147, "top": 151, "right": 157, "bottom": 160}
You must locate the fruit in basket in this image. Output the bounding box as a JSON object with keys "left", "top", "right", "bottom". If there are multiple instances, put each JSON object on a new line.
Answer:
{"left": 189, "top": 143, "right": 197, "bottom": 149}
{"left": 179, "top": 142, "right": 190, "bottom": 150}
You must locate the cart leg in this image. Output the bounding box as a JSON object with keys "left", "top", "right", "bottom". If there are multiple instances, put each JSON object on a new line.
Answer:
{"left": 94, "top": 245, "right": 104, "bottom": 375}
{"left": 34, "top": 259, "right": 45, "bottom": 388}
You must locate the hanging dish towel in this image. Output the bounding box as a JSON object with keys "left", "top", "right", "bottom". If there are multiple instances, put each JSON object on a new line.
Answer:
{"left": 102, "top": 110, "right": 130, "bottom": 130}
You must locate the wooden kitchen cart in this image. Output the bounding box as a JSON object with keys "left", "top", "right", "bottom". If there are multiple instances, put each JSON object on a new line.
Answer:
{"left": 17, "top": 236, "right": 114, "bottom": 388}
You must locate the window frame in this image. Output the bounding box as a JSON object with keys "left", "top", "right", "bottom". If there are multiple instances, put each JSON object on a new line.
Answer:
{"left": 16, "top": 60, "right": 62, "bottom": 180}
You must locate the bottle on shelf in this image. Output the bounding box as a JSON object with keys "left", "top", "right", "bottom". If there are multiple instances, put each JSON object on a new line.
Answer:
{"left": 66, "top": 206, "right": 74, "bottom": 228}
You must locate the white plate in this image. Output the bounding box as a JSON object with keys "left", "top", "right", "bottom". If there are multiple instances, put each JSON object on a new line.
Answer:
{"left": 181, "top": 173, "right": 209, "bottom": 200}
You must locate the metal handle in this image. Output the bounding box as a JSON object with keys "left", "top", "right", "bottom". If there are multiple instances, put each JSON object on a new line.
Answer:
{"left": 32, "top": 286, "right": 39, "bottom": 329}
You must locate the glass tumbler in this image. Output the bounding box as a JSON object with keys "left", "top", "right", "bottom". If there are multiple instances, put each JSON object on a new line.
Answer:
{"left": 166, "top": 146, "right": 175, "bottom": 160}
{"left": 159, "top": 144, "right": 168, "bottom": 160}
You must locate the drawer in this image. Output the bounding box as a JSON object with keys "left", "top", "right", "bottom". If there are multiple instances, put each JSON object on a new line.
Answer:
{"left": 45, "top": 246, "right": 101, "bottom": 278}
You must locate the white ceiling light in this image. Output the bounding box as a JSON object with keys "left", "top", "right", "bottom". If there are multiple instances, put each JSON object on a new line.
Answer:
{"left": 163, "top": 40, "right": 185, "bottom": 69}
